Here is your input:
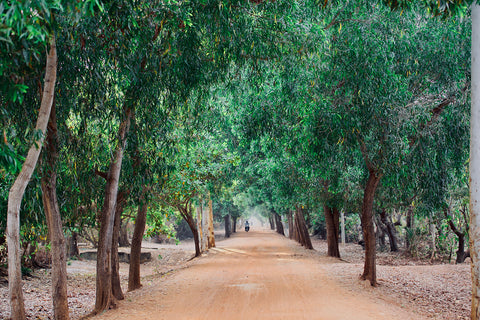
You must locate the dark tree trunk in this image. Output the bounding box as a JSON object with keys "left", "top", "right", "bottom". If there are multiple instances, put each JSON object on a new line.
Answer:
{"left": 224, "top": 215, "right": 231, "bottom": 238}
{"left": 456, "top": 234, "right": 470, "bottom": 263}
{"left": 94, "top": 106, "right": 132, "bottom": 314}
{"left": 118, "top": 219, "right": 130, "bottom": 247}
{"left": 68, "top": 231, "right": 79, "bottom": 258}
{"left": 294, "top": 206, "right": 313, "bottom": 249}
{"left": 380, "top": 210, "right": 398, "bottom": 252}
{"left": 360, "top": 170, "right": 381, "bottom": 286}
{"left": 324, "top": 205, "right": 340, "bottom": 258}
{"left": 287, "top": 210, "right": 294, "bottom": 239}
{"left": 406, "top": 204, "right": 414, "bottom": 251}
{"left": 40, "top": 99, "right": 69, "bottom": 320}
{"left": 232, "top": 217, "right": 237, "bottom": 233}
{"left": 274, "top": 211, "right": 285, "bottom": 236}
{"left": 374, "top": 215, "right": 386, "bottom": 248}
{"left": 269, "top": 214, "right": 275, "bottom": 230}
{"left": 128, "top": 191, "right": 148, "bottom": 291}
{"left": 111, "top": 190, "right": 126, "bottom": 301}
{"left": 444, "top": 207, "right": 470, "bottom": 263}
{"left": 181, "top": 204, "right": 201, "bottom": 257}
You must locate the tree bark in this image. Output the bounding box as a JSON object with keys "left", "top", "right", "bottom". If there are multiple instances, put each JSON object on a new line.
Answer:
{"left": 287, "top": 210, "right": 294, "bottom": 239}
{"left": 445, "top": 207, "right": 470, "bottom": 264}
{"left": 68, "top": 231, "right": 79, "bottom": 258}
{"left": 324, "top": 205, "right": 340, "bottom": 258}
{"left": 406, "top": 204, "right": 414, "bottom": 252}
{"left": 360, "top": 170, "right": 381, "bottom": 286}
{"left": 472, "top": 7, "right": 480, "bottom": 318}
{"left": 40, "top": 98, "right": 69, "bottom": 320}
{"left": 232, "top": 217, "right": 237, "bottom": 233}
{"left": 224, "top": 214, "right": 231, "bottom": 238}
{"left": 94, "top": 106, "right": 132, "bottom": 314}
{"left": 128, "top": 189, "right": 148, "bottom": 291}
{"left": 111, "top": 190, "right": 126, "bottom": 301}
{"left": 274, "top": 211, "right": 285, "bottom": 236}
{"left": 7, "top": 36, "right": 57, "bottom": 320}
{"left": 294, "top": 206, "right": 313, "bottom": 249}
{"left": 207, "top": 196, "right": 215, "bottom": 248}
{"left": 119, "top": 219, "right": 130, "bottom": 247}
{"left": 269, "top": 214, "right": 275, "bottom": 230}
{"left": 183, "top": 204, "right": 201, "bottom": 257}
{"left": 379, "top": 210, "right": 398, "bottom": 252}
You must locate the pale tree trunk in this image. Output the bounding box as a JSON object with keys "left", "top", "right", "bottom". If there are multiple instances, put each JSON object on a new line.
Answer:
{"left": 429, "top": 222, "right": 437, "bottom": 261}
{"left": 360, "top": 170, "right": 381, "bottom": 286}
{"left": 202, "top": 199, "right": 208, "bottom": 250}
{"left": 207, "top": 195, "right": 215, "bottom": 248}
{"left": 471, "top": 7, "right": 480, "bottom": 318}
{"left": 7, "top": 36, "right": 57, "bottom": 320}
{"left": 40, "top": 99, "right": 69, "bottom": 320}
{"left": 111, "top": 190, "right": 126, "bottom": 300}
{"left": 197, "top": 198, "right": 207, "bottom": 253}
{"left": 94, "top": 106, "right": 132, "bottom": 314}
{"left": 196, "top": 204, "right": 203, "bottom": 250}
{"left": 128, "top": 188, "right": 148, "bottom": 291}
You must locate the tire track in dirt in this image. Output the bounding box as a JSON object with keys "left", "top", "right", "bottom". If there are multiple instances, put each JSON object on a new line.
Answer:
{"left": 93, "top": 230, "right": 426, "bottom": 320}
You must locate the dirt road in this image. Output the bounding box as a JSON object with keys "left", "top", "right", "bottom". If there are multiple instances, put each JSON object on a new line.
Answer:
{"left": 94, "top": 230, "right": 425, "bottom": 320}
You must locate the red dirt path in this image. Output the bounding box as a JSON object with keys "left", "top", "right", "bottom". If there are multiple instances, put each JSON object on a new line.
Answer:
{"left": 92, "top": 230, "right": 426, "bottom": 320}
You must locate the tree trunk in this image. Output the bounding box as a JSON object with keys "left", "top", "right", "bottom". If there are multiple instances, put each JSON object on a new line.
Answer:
{"left": 406, "top": 204, "right": 414, "bottom": 252}
{"left": 94, "top": 106, "right": 132, "bottom": 314}
{"left": 445, "top": 207, "right": 470, "bottom": 264}
{"left": 294, "top": 206, "right": 313, "bottom": 249}
{"left": 274, "top": 211, "right": 285, "bottom": 236}
{"left": 68, "top": 231, "right": 79, "bottom": 258}
{"left": 202, "top": 200, "right": 208, "bottom": 250}
{"left": 380, "top": 210, "right": 398, "bottom": 252}
{"left": 360, "top": 170, "right": 381, "bottom": 286}
{"left": 111, "top": 190, "right": 126, "bottom": 301}
{"left": 341, "top": 210, "right": 345, "bottom": 245}
{"left": 429, "top": 222, "right": 437, "bottom": 261}
{"left": 232, "top": 217, "right": 237, "bottom": 233}
{"left": 196, "top": 203, "right": 204, "bottom": 252}
{"left": 7, "top": 36, "right": 57, "bottom": 320}
{"left": 184, "top": 208, "right": 201, "bottom": 257}
{"left": 269, "top": 214, "right": 275, "bottom": 230}
{"left": 40, "top": 98, "right": 69, "bottom": 320}
{"left": 324, "top": 205, "right": 340, "bottom": 258}
{"left": 375, "top": 218, "right": 386, "bottom": 249}
{"left": 224, "top": 215, "right": 231, "bottom": 238}
{"left": 287, "top": 210, "right": 294, "bottom": 239}
{"left": 128, "top": 190, "right": 148, "bottom": 291}
{"left": 472, "top": 7, "right": 480, "bottom": 318}
{"left": 207, "top": 196, "right": 215, "bottom": 248}
{"left": 118, "top": 219, "right": 130, "bottom": 247}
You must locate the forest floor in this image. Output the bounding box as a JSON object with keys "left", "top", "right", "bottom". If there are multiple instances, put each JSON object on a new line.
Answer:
{"left": 0, "top": 229, "right": 470, "bottom": 319}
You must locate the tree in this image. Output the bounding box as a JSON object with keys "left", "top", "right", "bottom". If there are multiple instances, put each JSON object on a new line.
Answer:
{"left": 7, "top": 35, "right": 57, "bottom": 320}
